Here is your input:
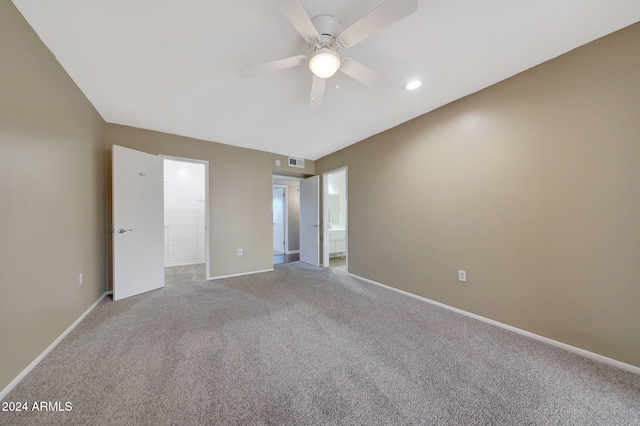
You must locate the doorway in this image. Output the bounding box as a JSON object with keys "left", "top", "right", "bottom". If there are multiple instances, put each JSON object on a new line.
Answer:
{"left": 162, "top": 157, "right": 210, "bottom": 278}
{"left": 323, "top": 167, "right": 347, "bottom": 271}
{"left": 273, "top": 176, "right": 301, "bottom": 264}
{"left": 273, "top": 185, "right": 287, "bottom": 255}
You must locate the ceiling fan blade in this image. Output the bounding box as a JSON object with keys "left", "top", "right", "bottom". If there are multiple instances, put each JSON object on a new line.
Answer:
{"left": 339, "top": 58, "right": 382, "bottom": 87}
{"left": 241, "top": 55, "right": 307, "bottom": 77}
{"left": 338, "top": 0, "right": 418, "bottom": 48}
{"left": 276, "top": 0, "right": 319, "bottom": 42}
{"left": 309, "top": 74, "right": 326, "bottom": 110}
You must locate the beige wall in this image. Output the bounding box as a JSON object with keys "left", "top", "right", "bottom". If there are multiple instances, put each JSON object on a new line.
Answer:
{"left": 104, "top": 125, "right": 314, "bottom": 281}
{"left": 0, "top": 1, "right": 106, "bottom": 391}
{"left": 316, "top": 23, "right": 640, "bottom": 367}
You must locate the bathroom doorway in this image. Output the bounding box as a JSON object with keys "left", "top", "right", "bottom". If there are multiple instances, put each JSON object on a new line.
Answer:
{"left": 323, "top": 167, "right": 347, "bottom": 271}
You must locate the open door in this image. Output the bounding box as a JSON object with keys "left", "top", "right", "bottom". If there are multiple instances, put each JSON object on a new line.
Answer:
{"left": 300, "top": 175, "right": 320, "bottom": 266}
{"left": 112, "top": 145, "right": 165, "bottom": 301}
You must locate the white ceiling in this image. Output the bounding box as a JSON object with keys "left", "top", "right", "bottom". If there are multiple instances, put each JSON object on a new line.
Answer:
{"left": 13, "top": 0, "right": 640, "bottom": 160}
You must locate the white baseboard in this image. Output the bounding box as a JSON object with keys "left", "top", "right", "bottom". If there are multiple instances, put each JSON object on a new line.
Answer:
{"left": 286, "top": 250, "right": 300, "bottom": 255}
{"left": 211, "top": 268, "right": 274, "bottom": 280}
{"left": 165, "top": 261, "right": 206, "bottom": 267}
{"left": 0, "top": 292, "right": 109, "bottom": 401}
{"left": 349, "top": 273, "right": 640, "bottom": 376}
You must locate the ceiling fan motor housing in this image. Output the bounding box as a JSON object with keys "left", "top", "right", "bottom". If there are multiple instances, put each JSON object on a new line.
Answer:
{"left": 310, "top": 15, "right": 343, "bottom": 53}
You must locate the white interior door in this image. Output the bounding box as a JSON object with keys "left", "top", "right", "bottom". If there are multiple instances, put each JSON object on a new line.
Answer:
{"left": 300, "top": 175, "right": 320, "bottom": 266}
{"left": 273, "top": 186, "right": 285, "bottom": 254}
{"left": 112, "top": 145, "right": 165, "bottom": 301}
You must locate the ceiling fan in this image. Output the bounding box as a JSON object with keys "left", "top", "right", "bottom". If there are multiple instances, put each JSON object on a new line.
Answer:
{"left": 241, "top": 0, "right": 419, "bottom": 110}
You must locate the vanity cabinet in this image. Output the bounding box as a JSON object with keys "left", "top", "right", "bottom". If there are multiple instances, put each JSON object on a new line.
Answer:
{"left": 328, "top": 228, "right": 346, "bottom": 255}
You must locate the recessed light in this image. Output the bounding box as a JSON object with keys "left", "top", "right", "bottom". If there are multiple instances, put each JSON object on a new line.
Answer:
{"left": 404, "top": 80, "right": 422, "bottom": 91}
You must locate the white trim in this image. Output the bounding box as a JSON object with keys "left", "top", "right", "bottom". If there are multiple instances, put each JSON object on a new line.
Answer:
{"left": 286, "top": 250, "right": 300, "bottom": 255}
{"left": 164, "top": 261, "right": 206, "bottom": 268}
{"left": 349, "top": 273, "right": 640, "bottom": 375}
{"left": 212, "top": 268, "right": 274, "bottom": 280}
{"left": 0, "top": 292, "right": 109, "bottom": 401}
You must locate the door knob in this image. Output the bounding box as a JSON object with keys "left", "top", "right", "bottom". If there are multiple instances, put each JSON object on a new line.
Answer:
{"left": 312, "top": 224, "right": 319, "bottom": 228}
{"left": 118, "top": 228, "right": 133, "bottom": 234}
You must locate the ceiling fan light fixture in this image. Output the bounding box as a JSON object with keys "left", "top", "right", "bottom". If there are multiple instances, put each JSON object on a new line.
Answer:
{"left": 309, "top": 48, "right": 341, "bottom": 79}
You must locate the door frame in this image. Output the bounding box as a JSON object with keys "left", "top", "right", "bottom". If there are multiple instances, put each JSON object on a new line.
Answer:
{"left": 273, "top": 184, "right": 288, "bottom": 255}
{"left": 160, "top": 155, "right": 211, "bottom": 280}
{"left": 322, "top": 167, "right": 348, "bottom": 270}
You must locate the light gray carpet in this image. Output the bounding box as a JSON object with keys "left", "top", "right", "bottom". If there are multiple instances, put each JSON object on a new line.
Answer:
{"left": 2, "top": 262, "right": 639, "bottom": 425}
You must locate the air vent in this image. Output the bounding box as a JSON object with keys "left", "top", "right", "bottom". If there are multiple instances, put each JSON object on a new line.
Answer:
{"left": 288, "top": 157, "right": 305, "bottom": 168}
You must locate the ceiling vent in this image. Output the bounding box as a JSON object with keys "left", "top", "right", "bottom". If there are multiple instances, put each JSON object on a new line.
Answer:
{"left": 288, "top": 157, "right": 305, "bottom": 168}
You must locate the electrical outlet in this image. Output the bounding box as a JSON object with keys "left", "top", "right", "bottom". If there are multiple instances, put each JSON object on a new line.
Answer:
{"left": 79, "top": 273, "right": 84, "bottom": 286}
{"left": 458, "top": 270, "right": 467, "bottom": 282}
{"left": 237, "top": 249, "right": 243, "bottom": 256}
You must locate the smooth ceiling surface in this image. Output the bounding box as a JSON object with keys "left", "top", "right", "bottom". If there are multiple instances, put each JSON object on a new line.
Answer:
{"left": 12, "top": 0, "right": 640, "bottom": 160}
